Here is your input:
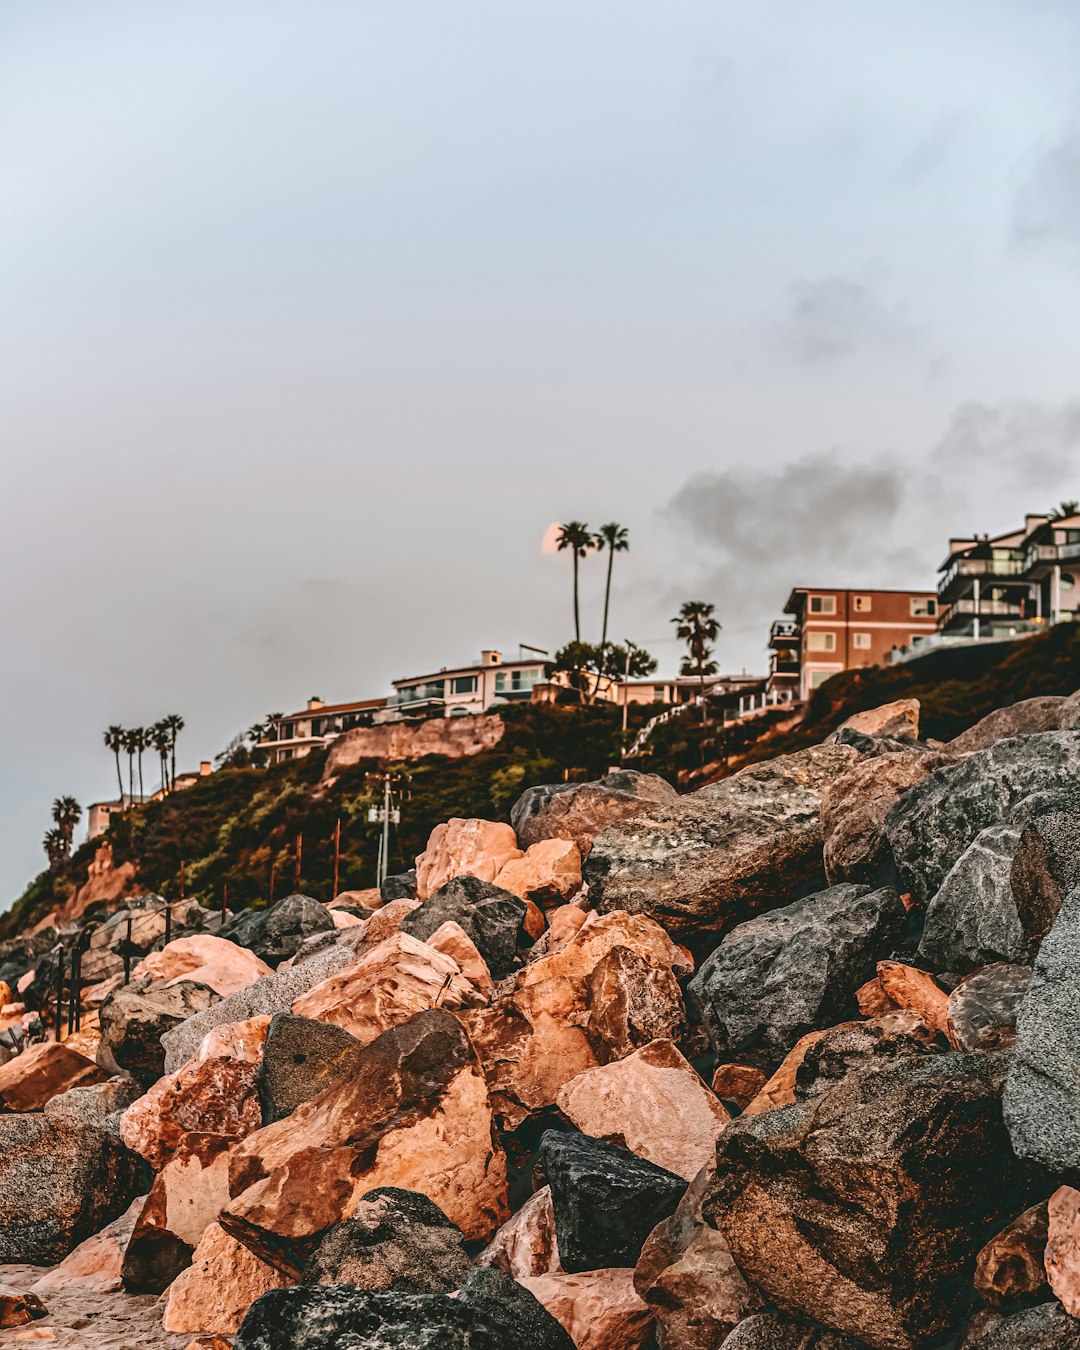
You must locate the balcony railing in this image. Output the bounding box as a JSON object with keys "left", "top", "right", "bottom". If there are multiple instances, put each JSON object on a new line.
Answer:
{"left": 942, "top": 598, "right": 1027, "bottom": 619}
{"left": 386, "top": 682, "right": 447, "bottom": 708}
{"left": 769, "top": 619, "right": 800, "bottom": 646}
{"left": 939, "top": 555, "right": 1027, "bottom": 597}
{"left": 1025, "top": 541, "right": 1080, "bottom": 568}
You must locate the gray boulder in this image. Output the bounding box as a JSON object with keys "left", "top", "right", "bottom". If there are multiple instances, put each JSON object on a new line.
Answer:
{"left": 724, "top": 1314, "right": 864, "bottom": 1349}
{"left": 1061, "top": 690, "right": 1080, "bottom": 731}
{"left": 946, "top": 963, "right": 1032, "bottom": 1054}
{"left": 688, "top": 882, "right": 907, "bottom": 1070}
{"left": 1010, "top": 795, "right": 1080, "bottom": 955}
{"left": 948, "top": 697, "right": 1068, "bottom": 753}
{"left": 400, "top": 875, "right": 527, "bottom": 978}
{"left": 97, "top": 978, "right": 220, "bottom": 1082}
{"left": 380, "top": 870, "right": 417, "bottom": 902}
{"left": 960, "top": 1304, "right": 1080, "bottom": 1348}
{"left": 917, "top": 826, "right": 1024, "bottom": 972}
{"left": 257, "top": 1013, "right": 365, "bottom": 1124}
{"left": 220, "top": 893, "right": 336, "bottom": 966}
{"left": 511, "top": 769, "right": 678, "bottom": 854}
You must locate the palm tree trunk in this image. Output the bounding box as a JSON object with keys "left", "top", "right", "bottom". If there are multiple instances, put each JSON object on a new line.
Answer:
{"left": 170, "top": 739, "right": 177, "bottom": 792}
{"left": 137, "top": 752, "right": 144, "bottom": 800}
{"left": 127, "top": 753, "right": 134, "bottom": 803}
{"left": 600, "top": 550, "right": 614, "bottom": 653}
{"left": 572, "top": 552, "right": 581, "bottom": 642}
{"left": 113, "top": 750, "right": 124, "bottom": 803}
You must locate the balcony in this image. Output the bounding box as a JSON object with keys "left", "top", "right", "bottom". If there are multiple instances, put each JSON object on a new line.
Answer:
{"left": 386, "top": 682, "right": 447, "bottom": 710}
{"left": 938, "top": 555, "right": 1027, "bottom": 601}
{"left": 1025, "top": 541, "right": 1080, "bottom": 570}
{"left": 769, "top": 657, "right": 800, "bottom": 675}
{"left": 769, "top": 619, "right": 800, "bottom": 647}
{"left": 942, "top": 598, "right": 1027, "bottom": 621}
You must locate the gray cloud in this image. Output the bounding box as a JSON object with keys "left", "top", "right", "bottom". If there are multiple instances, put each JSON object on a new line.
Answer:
{"left": 777, "top": 277, "right": 916, "bottom": 365}
{"left": 1015, "top": 127, "right": 1080, "bottom": 248}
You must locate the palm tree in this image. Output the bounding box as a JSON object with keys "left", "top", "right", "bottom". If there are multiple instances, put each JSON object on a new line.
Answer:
{"left": 595, "top": 523, "right": 629, "bottom": 655}
{"left": 673, "top": 601, "right": 721, "bottom": 723}
{"left": 123, "top": 729, "right": 139, "bottom": 802}
{"left": 164, "top": 714, "right": 185, "bottom": 790}
{"left": 1051, "top": 500, "right": 1080, "bottom": 519}
{"left": 150, "top": 720, "right": 171, "bottom": 792}
{"left": 556, "top": 522, "right": 595, "bottom": 642}
{"left": 43, "top": 827, "right": 68, "bottom": 869}
{"left": 104, "top": 726, "right": 125, "bottom": 802}
{"left": 51, "top": 797, "right": 82, "bottom": 847}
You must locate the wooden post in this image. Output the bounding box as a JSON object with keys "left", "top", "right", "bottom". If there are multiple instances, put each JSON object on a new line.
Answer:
{"left": 123, "top": 917, "right": 133, "bottom": 985}
{"left": 294, "top": 833, "right": 302, "bottom": 892}
{"left": 178, "top": 859, "right": 186, "bottom": 902}
{"left": 332, "top": 818, "right": 341, "bottom": 901}
{"left": 67, "top": 946, "right": 78, "bottom": 1037}
{"left": 164, "top": 899, "right": 172, "bottom": 946}
{"left": 54, "top": 953, "right": 64, "bottom": 1042}
{"left": 222, "top": 881, "right": 228, "bottom": 923}
{"left": 269, "top": 858, "right": 276, "bottom": 906}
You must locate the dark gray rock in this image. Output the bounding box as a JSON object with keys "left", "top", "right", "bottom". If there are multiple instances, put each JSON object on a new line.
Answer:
{"left": 1061, "top": 691, "right": 1080, "bottom": 732}
{"left": 97, "top": 978, "right": 220, "bottom": 1082}
{"left": 960, "top": 1304, "right": 1080, "bottom": 1349}
{"left": 687, "top": 882, "right": 907, "bottom": 1071}
{"left": 539, "top": 1129, "right": 687, "bottom": 1273}
{"left": 220, "top": 893, "right": 336, "bottom": 966}
{"left": 1004, "top": 884, "right": 1080, "bottom": 1171}
{"left": 706, "top": 1052, "right": 1025, "bottom": 1349}
{"left": 400, "top": 875, "right": 527, "bottom": 978}
{"left": 380, "top": 869, "right": 417, "bottom": 902}
{"left": 885, "top": 731, "right": 1080, "bottom": 905}
{"left": 917, "top": 826, "right": 1024, "bottom": 973}
{"left": 946, "top": 963, "right": 1032, "bottom": 1054}
{"left": 256, "top": 1013, "right": 365, "bottom": 1124}
{"left": 304, "top": 1188, "right": 470, "bottom": 1292}
{"left": 793, "top": 1011, "right": 941, "bottom": 1101}
{"left": 511, "top": 769, "right": 678, "bottom": 854}
{"left": 235, "top": 1266, "right": 575, "bottom": 1350}
{"left": 949, "top": 698, "right": 1068, "bottom": 754}
{"left": 724, "top": 1313, "right": 864, "bottom": 1349}
{"left": 1011, "top": 796, "right": 1080, "bottom": 955}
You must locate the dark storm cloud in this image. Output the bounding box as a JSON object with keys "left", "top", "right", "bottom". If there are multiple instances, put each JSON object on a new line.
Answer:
{"left": 776, "top": 277, "right": 916, "bottom": 365}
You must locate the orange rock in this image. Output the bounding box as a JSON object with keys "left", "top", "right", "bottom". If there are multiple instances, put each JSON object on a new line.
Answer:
{"left": 425, "top": 922, "right": 495, "bottom": 1001}
{"left": 547, "top": 906, "right": 588, "bottom": 952}
{"left": 520, "top": 1268, "right": 655, "bottom": 1350}
{"left": 477, "top": 1186, "right": 562, "bottom": 1279}
{"left": 741, "top": 1030, "right": 828, "bottom": 1117}
{"left": 855, "top": 976, "right": 899, "bottom": 1017}
{"left": 133, "top": 935, "right": 272, "bottom": 997}
{"left": 494, "top": 839, "right": 583, "bottom": 907}
{"left": 336, "top": 897, "right": 420, "bottom": 956}
{"left": 31, "top": 1197, "right": 144, "bottom": 1295}
{"left": 711, "top": 1064, "right": 768, "bottom": 1110}
{"left": 0, "top": 1040, "right": 108, "bottom": 1112}
{"left": 556, "top": 1040, "right": 730, "bottom": 1180}
{"left": 975, "top": 1202, "right": 1048, "bottom": 1308}
{"left": 876, "top": 961, "right": 949, "bottom": 1034}
{"left": 330, "top": 910, "right": 364, "bottom": 928}
{"left": 0, "top": 981, "right": 12, "bottom": 1007}
{"left": 415, "top": 818, "right": 523, "bottom": 901}
{"left": 290, "top": 931, "right": 483, "bottom": 1041}
{"left": 196, "top": 1016, "right": 271, "bottom": 1066}
{"left": 1046, "top": 1186, "right": 1080, "bottom": 1316}
{"left": 522, "top": 898, "right": 547, "bottom": 941}
{"left": 185, "top": 1339, "right": 232, "bottom": 1350}
{"left": 0, "top": 1294, "right": 47, "bottom": 1328}
{"left": 162, "top": 1222, "right": 292, "bottom": 1334}
{"left": 330, "top": 888, "right": 383, "bottom": 910}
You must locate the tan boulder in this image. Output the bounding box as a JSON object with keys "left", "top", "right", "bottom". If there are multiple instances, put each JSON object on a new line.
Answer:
{"left": 0, "top": 1040, "right": 107, "bottom": 1112}
{"left": 975, "top": 1202, "right": 1049, "bottom": 1308}
{"left": 131, "top": 1135, "right": 235, "bottom": 1252}
{"left": 220, "top": 1009, "right": 509, "bottom": 1273}
{"left": 477, "top": 1186, "right": 562, "bottom": 1279}
{"left": 494, "top": 838, "right": 583, "bottom": 907}
{"left": 330, "top": 909, "right": 364, "bottom": 928}
{"left": 162, "top": 1222, "right": 292, "bottom": 1334}
{"left": 1046, "top": 1186, "right": 1080, "bottom": 1316}
{"left": 332, "top": 897, "right": 421, "bottom": 959}
{"left": 877, "top": 961, "right": 949, "bottom": 1034}
{"left": 520, "top": 1268, "right": 655, "bottom": 1350}
{"left": 741, "top": 1029, "right": 828, "bottom": 1117}
{"left": 415, "top": 818, "right": 523, "bottom": 900}
{"left": 556, "top": 1040, "right": 730, "bottom": 1180}
{"left": 330, "top": 888, "right": 383, "bottom": 911}
{"left": 547, "top": 905, "right": 588, "bottom": 952}
{"left": 290, "top": 931, "right": 483, "bottom": 1041}
{"left": 133, "top": 935, "right": 272, "bottom": 997}
{"left": 710, "top": 1064, "right": 768, "bottom": 1110}
{"left": 31, "top": 1196, "right": 145, "bottom": 1295}
{"left": 425, "top": 922, "right": 495, "bottom": 1001}
{"left": 836, "top": 699, "right": 921, "bottom": 740}
{"left": 855, "top": 975, "right": 899, "bottom": 1017}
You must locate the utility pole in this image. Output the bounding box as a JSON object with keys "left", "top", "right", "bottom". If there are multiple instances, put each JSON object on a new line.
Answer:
{"left": 366, "top": 771, "right": 405, "bottom": 887}
{"left": 621, "top": 641, "right": 633, "bottom": 742}
{"left": 294, "top": 833, "right": 303, "bottom": 891}
{"left": 332, "top": 818, "right": 341, "bottom": 900}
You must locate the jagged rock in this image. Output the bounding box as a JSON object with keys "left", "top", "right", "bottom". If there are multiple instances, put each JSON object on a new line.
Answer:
{"left": 786, "top": 1012, "right": 940, "bottom": 1105}
{"left": 493, "top": 838, "right": 583, "bottom": 907}
{"left": 1004, "top": 886, "right": 1080, "bottom": 1171}
{"left": 875, "top": 961, "right": 949, "bottom": 1033}
{"left": 634, "top": 1162, "right": 761, "bottom": 1349}
{"left": 415, "top": 818, "right": 524, "bottom": 901}
{"left": 424, "top": 921, "right": 495, "bottom": 999}
{"left": 688, "top": 882, "right": 906, "bottom": 1071}
{"left": 547, "top": 904, "right": 588, "bottom": 952}
{"left": 133, "top": 934, "right": 273, "bottom": 997}
{"left": 401, "top": 875, "right": 528, "bottom": 978}
{"left": 1010, "top": 797, "right": 1080, "bottom": 955}
{"left": 303, "top": 1188, "right": 471, "bottom": 1292}
{"left": 220, "top": 894, "right": 336, "bottom": 967}
{"left": 949, "top": 697, "right": 1068, "bottom": 753}
{"left": 512, "top": 769, "right": 678, "bottom": 855}
{"left": 947, "top": 964, "right": 1031, "bottom": 1053}
{"left": 97, "top": 979, "right": 220, "bottom": 1082}
{"left": 540, "top": 1129, "right": 687, "bottom": 1273}
{"left": 711, "top": 1063, "right": 768, "bottom": 1109}
{"left": 380, "top": 869, "right": 417, "bottom": 902}
{"left": 30, "top": 1195, "right": 144, "bottom": 1295}
{"left": 974, "top": 1202, "right": 1049, "bottom": 1309}
{"left": 917, "top": 826, "right": 1025, "bottom": 972}
{"left": 885, "top": 732, "right": 1080, "bottom": 904}
{"left": 256, "top": 1013, "right": 364, "bottom": 1125}
{"left": 586, "top": 743, "right": 861, "bottom": 951}
{"left": 856, "top": 975, "right": 899, "bottom": 1015}
{"left": 520, "top": 1268, "right": 655, "bottom": 1350}
{"left": 221, "top": 1009, "right": 508, "bottom": 1272}
{"left": 740, "top": 1029, "right": 827, "bottom": 1116}
{"left": 706, "top": 1052, "right": 1025, "bottom": 1349}
{"left": 555, "top": 1039, "right": 729, "bottom": 1180}
{"left": 1062, "top": 691, "right": 1080, "bottom": 731}
{"left": 478, "top": 1186, "right": 562, "bottom": 1279}
{"left": 0, "top": 1039, "right": 108, "bottom": 1111}
{"left": 235, "top": 1266, "right": 575, "bottom": 1350}
{"left": 835, "top": 699, "right": 921, "bottom": 740}
{"left": 0, "top": 1293, "right": 47, "bottom": 1328}
{"left": 1047, "top": 1187, "right": 1080, "bottom": 1318}
{"left": 724, "top": 1313, "right": 864, "bottom": 1348}
{"left": 460, "top": 911, "right": 689, "bottom": 1129}
{"left": 163, "top": 1221, "right": 292, "bottom": 1334}
{"left": 961, "top": 1304, "right": 1080, "bottom": 1348}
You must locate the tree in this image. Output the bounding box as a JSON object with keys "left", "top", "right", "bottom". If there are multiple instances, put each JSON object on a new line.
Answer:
{"left": 43, "top": 827, "right": 68, "bottom": 870}
{"left": 595, "top": 523, "right": 629, "bottom": 655}
{"left": 555, "top": 522, "right": 596, "bottom": 642}
{"left": 123, "top": 728, "right": 139, "bottom": 802}
{"left": 104, "top": 726, "right": 125, "bottom": 802}
{"left": 150, "top": 720, "right": 172, "bottom": 792}
{"left": 131, "top": 726, "right": 148, "bottom": 799}
{"left": 673, "top": 601, "right": 720, "bottom": 722}
{"left": 1052, "top": 501, "right": 1080, "bottom": 519}
{"left": 601, "top": 640, "right": 657, "bottom": 681}
{"left": 51, "top": 796, "right": 82, "bottom": 847}
{"left": 164, "top": 714, "right": 185, "bottom": 790}
{"left": 548, "top": 640, "right": 656, "bottom": 701}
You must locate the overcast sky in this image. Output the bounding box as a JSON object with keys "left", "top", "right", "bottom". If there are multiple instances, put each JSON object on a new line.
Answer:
{"left": 3, "top": 0, "right": 1080, "bottom": 905}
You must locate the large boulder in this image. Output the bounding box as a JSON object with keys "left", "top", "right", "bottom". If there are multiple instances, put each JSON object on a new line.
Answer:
{"left": 162, "top": 1221, "right": 290, "bottom": 1335}
{"left": 949, "top": 697, "right": 1068, "bottom": 753}
{"left": 1046, "top": 1187, "right": 1080, "bottom": 1318}
{"left": 0, "top": 1039, "right": 108, "bottom": 1111}
{"left": 132, "top": 933, "right": 272, "bottom": 997}
{"left": 884, "top": 732, "right": 1080, "bottom": 905}
{"left": 834, "top": 698, "right": 921, "bottom": 740}
{"left": 97, "top": 978, "right": 220, "bottom": 1082}
{"left": 705, "top": 1052, "right": 1025, "bottom": 1349}
{"left": 220, "top": 894, "right": 336, "bottom": 967}
{"left": 975, "top": 1202, "right": 1049, "bottom": 1309}
{"left": 519, "top": 1268, "right": 655, "bottom": 1350}
{"left": 414, "top": 818, "right": 523, "bottom": 901}
{"left": 688, "top": 882, "right": 906, "bottom": 1071}
{"left": 511, "top": 770, "right": 679, "bottom": 855}
{"left": 585, "top": 743, "right": 860, "bottom": 951}
{"left": 1010, "top": 795, "right": 1080, "bottom": 954}
{"left": 256, "top": 1013, "right": 365, "bottom": 1124}
{"left": 724, "top": 1313, "right": 864, "bottom": 1348}
{"left": 477, "top": 1186, "right": 562, "bottom": 1280}
{"left": 401, "top": 875, "right": 528, "bottom": 979}
{"left": 917, "top": 826, "right": 1024, "bottom": 972}
{"left": 493, "top": 838, "right": 583, "bottom": 908}
{"left": 946, "top": 964, "right": 1031, "bottom": 1054}
{"left": 961, "top": 1304, "right": 1080, "bottom": 1348}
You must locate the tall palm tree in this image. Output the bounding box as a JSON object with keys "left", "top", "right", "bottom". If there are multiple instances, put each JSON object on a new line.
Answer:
{"left": 51, "top": 796, "right": 82, "bottom": 847}
{"left": 1052, "top": 500, "right": 1080, "bottom": 519}
{"left": 43, "top": 827, "right": 68, "bottom": 869}
{"left": 595, "top": 522, "right": 629, "bottom": 656}
{"left": 149, "top": 720, "right": 171, "bottom": 792}
{"left": 555, "top": 522, "right": 595, "bottom": 642}
{"left": 104, "top": 726, "right": 125, "bottom": 802}
{"left": 673, "top": 601, "right": 721, "bottom": 723}
{"left": 164, "top": 714, "right": 185, "bottom": 790}
{"left": 123, "top": 729, "right": 139, "bottom": 802}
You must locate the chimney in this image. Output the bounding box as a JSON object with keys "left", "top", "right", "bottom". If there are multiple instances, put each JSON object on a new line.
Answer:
{"left": 480, "top": 650, "right": 502, "bottom": 666}
{"left": 1025, "top": 514, "right": 1050, "bottom": 534}
{"left": 199, "top": 760, "right": 212, "bottom": 776}
{"left": 307, "top": 696, "right": 324, "bottom": 710}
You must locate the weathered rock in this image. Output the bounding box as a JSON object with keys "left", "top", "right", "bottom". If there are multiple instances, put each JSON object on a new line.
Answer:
{"left": 0, "top": 1293, "right": 47, "bottom": 1328}
{"left": 587, "top": 743, "right": 861, "bottom": 951}
{"left": 0, "top": 1039, "right": 108, "bottom": 1111}
{"left": 856, "top": 974, "right": 899, "bottom": 1016}
{"left": 885, "top": 732, "right": 1080, "bottom": 904}
{"left": 838, "top": 698, "right": 922, "bottom": 739}
{"left": 221, "top": 1009, "right": 508, "bottom": 1272}
{"left": 415, "top": 818, "right": 524, "bottom": 901}
{"left": 477, "top": 1185, "right": 562, "bottom": 1279}
{"left": 786, "top": 1012, "right": 940, "bottom": 1106}
{"left": 740, "top": 1029, "right": 829, "bottom": 1116}
{"left": 380, "top": 869, "right": 417, "bottom": 902}
{"left": 1010, "top": 798, "right": 1080, "bottom": 955}
{"left": 303, "top": 1187, "right": 471, "bottom": 1293}
{"left": 520, "top": 1268, "right": 654, "bottom": 1350}
{"left": 401, "top": 874, "right": 528, "bottom": 978}
{"left": 974, "top": 1202, "right": 1049, "bottom": 1309}
{"left": 323, "top": 712, "right": 506, "bottom": 778}
{"left": 494, "top": 838, "right": 583, "bottom": 907}
{"left": 547, "top": 904, "right": 588, "bottom": 952}
{"left": 876, "top": 960, "right": 950, "bottom": 1033}
{"left": 163, "top": 1221, "right": 293, "bottom": 1334}
{"left": 256, "top": 1013, "right": 365, "bottom": 1125}
{"left": 711, "top": 1063, "right": 768, "bottom": 1109}
{"left": 917, "top": 826, "right": 1025, "bottom": 972}
{"left": 31, "top": 1195, "right": 144, "bottom": 1295}
{"left": 97, "top": 979, "right": 220, "bottom": 1082}
{"left": 555, "top": 1039, "right": 729, "bottom": 1180}
{"left": 706, "top": 1052, "right": 1025, "bottom": 1349}
{"left": 220, "top": 894, "right": 337, "bottom": 967}
{"left": 540, "top": 1129, "right": 687, "bottom": 1273}
{"left": 688, "top": 882, "right": 906, "bottom": 1070}
{"left": 133, "top": 934, "right": 273, "bottom": 997}
{"left": 512, "top": 769, "right": 679, "bottom": 856}
{"left": 1061, "top": 691, "right": 1080, "bottom": 731}
{"left": 949, "top": 697, "right": 1068, "bottom": 753}
{"left": 1047, "top": 1186, "right": 1080, "bottom": 1318}
{"left": 947, "top": 964, "right": 1031, "bottom": 1053}
{"left": 724, "top": 1313, "right": 864, "bottom": 1348}
{"left": 424, "top": 921, "right": 495, "bottom": 999}
{"left": 961, "top": 1304, "right": 1080, "bottom": 1348}
{"left": 235, "top": 1265, "right": 575, "bottom": 1350}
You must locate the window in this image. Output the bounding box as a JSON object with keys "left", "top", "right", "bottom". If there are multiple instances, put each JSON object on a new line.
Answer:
{"left": 853, "top": 632, "right": 871, "bottom": 649}
{"left": 810, "top": 670, "right": 833, "bottom": 689}
{"left": 495, "top": 668, "right": 541, "bottom": 693}
{"left": 911, "top": 597, "right": 937, "bottom": 617}
{"left": 808, "top": 595, "right": 836, "bottom": 614}
{"left": 853, "top": 595, "right": 872, "bottom": 612}
{"left": 806, "top": 631, "right": 836, "bottom": 652}
{"left": 452, "top": 675, "right": 478, "bottom": 694}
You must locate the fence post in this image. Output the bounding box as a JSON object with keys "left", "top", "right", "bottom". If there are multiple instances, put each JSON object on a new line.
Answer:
{"left": 269, "top": 858, "right": 276, "bottom": 906}
{"left": 332, "top": 818, "right": 341, "bottom": 901}
{"left": 164, "top": 899, "right": 172, "bottom": 946}
{"left": 123, "top": 917, "right": 133, "bottom": 985}
{"left": 222, "top": 881, "right": 228, "bottom": 924}
{"left": 67, "top": 946, "right": 78, "bottom": 1037}
{"left": 54, "top": 952, "right": 64, "bottom": 1042}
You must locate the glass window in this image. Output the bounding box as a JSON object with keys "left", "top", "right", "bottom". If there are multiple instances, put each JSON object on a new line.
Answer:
{"left": 911, "top": 597, "right": 937, "bottom": 616}
{"left": 809, "top": 595, "right": 837, "bottom": 614}
{"left": 853, "top": 632, "right": 871, "bottom": 649}
{"left": 806, "top": 631, "right": 836, "bottom": 652}
{"left": 810, "top": 670, "right": 832, "bottom": 688}
{"left": 853, "top": 595, "right": 872, "bottom": 612}
{"left": 452, "top": 675, "right": 478, "bottom": 694}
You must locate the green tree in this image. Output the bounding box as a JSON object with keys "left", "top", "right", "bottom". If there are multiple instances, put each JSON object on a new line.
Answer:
{"left": 104, "top": 726, "right": 125, "bottom": 801}
{"left": 594, "top": 523, "right": 629, "bottom": 655}
{"left": 123, "top": 728, "right": 139, "bottom": 802}
{"left": 164, "top": 714, "right": 185, "bottom": 790}
{"left": 555, "top": 521, "right": 595, "bottom": 642}
{"left": 673, "top": 601, "right": 720, "bottom": 722}
{"left": 43, "top": 827, "right": 68, "bottom": 869}
{"left": 51, "top": 796, "right": 82, "bottom": 847}
{"left": 150, "top": 720, "right": 172, "bottom": 792}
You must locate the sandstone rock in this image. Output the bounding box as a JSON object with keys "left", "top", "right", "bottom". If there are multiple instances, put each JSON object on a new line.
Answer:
{"left": 424, "top": 921, "right": 495, "bottom": 999}
{"left": 133, "top": 934, "right": 273, "bottom": 997}
{"left": 587, "top": 743, "right": 861, "bottom": 951}
{"left": 740, "top": 1029, "right": 828, "bottom": 1116}
{"left": 947, "top": 963, "right": 1031, "bottom": 1053}
{"left": 961, "top": 1303, "right": 1080, "bottom": 1348}
{"left": 31, "top": 1195, "right": 144, "bottom": 1295}
{"left": 477, "top": 1185, "right": 562, "bottom": 1279}
{"left": 555, "top": 1039, "right": 729, "bottom": 1180}
{"left": 974, "top": 1202, "right": 1049, "bottom": 1309}
{"left": 401, "top": 874, "right": 528, "bottom": 978}
{"left": 303, "top": 1187, "right": 471, "bottom": 1293}
{"left": 512, "top": 769, "right": 679, "bottom": 855}
{"left": 97, "top": 979, "right": 220, "bottom": 1082}
{"left": 836, "top": 698, "right": 921, "bottom": 740}
{"left": 949, "top": 697, "right": 1068, "bottom": 753}
{"left": 519, "top": 1268, "right": 654, "bottom": 1350}
{"left": 711, "top": 1063, "right": 768, "bottom": 1109}
{"left": 163, "top": 1221, "right": 293, "bottom": 1334}
{"left": 0, "top": 1293, "right": 46, "bottom": 1328}
{"left": 323, "top": 713, "right": 506, "bottom": 778}
{"left": 256, "top": 1013, "right": 365, "bottom": 1125}
{"left": 547, "top": 904, "right": 588, "bottom": 951}
{"left": 221, "top": 894, "right": 337, "bottom": 967}
{"left": 875, "top": 961, "right": 949, "bottom": 1034}
{"left": 1010, "top": 797, "right": 1080, "bottom": 955}
{"left": 494, "top": 838, "right": 583, "bottom": 907}
{"left": 540, "top": 1129, "right": 687, "bottom": 1273}
{"left": 688, "top": 882, "right": 906, "bottom": 1070}
{"left": 0, "top": 1039, "right": 108, "bottom": 1112}
{"left": 917, "top": 825, "right": 1025, "bottom": 972}
{"left": 221, "top": 1009, "right": 508, "bottom": 1272}
{"left": 235, "top": 1265, "right": 574, "bottom": 1350}
{"left": 1047, "top": 1186, "right": 1080, "bottom": 1318}
{"left": 856, "top": 975, "right": 899, "bottom": 1016}
{"left": 415, "top": 818, "right": 523, "bottom": 901}
{"left": 885, "top": 732, "right": 1080, "bottom": 904}
{"left": 706, "top": 1052, "right": 1025, "bottom": 1349}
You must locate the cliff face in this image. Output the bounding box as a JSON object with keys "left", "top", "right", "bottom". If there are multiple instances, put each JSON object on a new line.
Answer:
{"left": 323, "top": 714, "right": 505, "bottom": 779}
{"left": 32, "top": 843, "right": 138, "bottom": 933}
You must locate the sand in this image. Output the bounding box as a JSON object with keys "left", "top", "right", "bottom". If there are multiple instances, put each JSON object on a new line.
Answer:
{"left": 0, "top": 1266, "right": 195, "bottom": 1348}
